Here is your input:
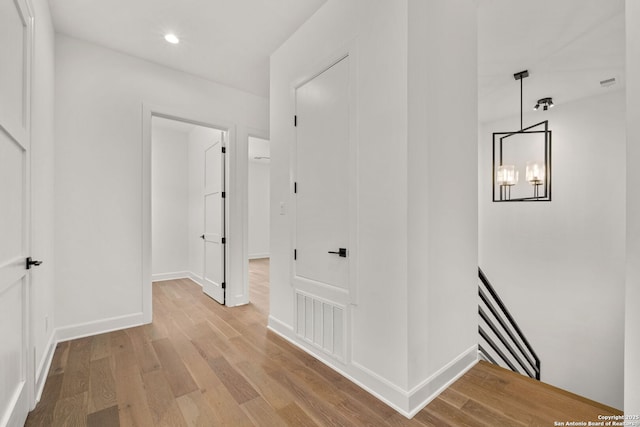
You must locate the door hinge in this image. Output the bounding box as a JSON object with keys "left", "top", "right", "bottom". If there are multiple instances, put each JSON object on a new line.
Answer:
{"left": 222, "top": 237, "right": 226, "bottom": 244}
{"left": 294, "top": 115, "right": 297, "bottom": 127}
{"left": 294, "top": 249, "right": 297, "bottom": 260}
{"left": 222, "top": 146, "right": 226, "bottom": 154}
{"left": 294, "top": 182, "right": 297, "bottom": 193}
{"left": 222, "top": 282, "right": 226, "bottom": 289}
{"left": 222, "top": 192, "right": 226, "bottom": 198}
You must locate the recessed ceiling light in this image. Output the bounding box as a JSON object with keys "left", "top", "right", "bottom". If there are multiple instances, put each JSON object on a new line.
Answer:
{"left": 164, "top": 33, "right": 179, "bottom": 44}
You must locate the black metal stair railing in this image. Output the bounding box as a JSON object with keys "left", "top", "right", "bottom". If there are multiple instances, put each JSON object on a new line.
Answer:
{"left": 478, "top": 267, "right": 541, "bottom": 380}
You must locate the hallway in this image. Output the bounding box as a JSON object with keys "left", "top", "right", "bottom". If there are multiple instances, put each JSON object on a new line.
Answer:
{"left": 27, "top": 276, "right": 410, "bottom": 426}
{"left": 26, "top": 268, "right": 621, "bottom": 426}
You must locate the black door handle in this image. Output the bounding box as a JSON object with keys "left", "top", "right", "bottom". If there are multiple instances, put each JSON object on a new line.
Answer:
{"left": 328, "top": 248, "right": 347, "bottom": 258}
{"left": 26, "top": 257, "right": 43, "bottom": 270}
{"left": 200, "top": 234, "right": 205, "bottom": 239}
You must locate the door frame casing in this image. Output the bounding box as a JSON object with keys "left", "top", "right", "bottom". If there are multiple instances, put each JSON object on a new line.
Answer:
{"left": 142, "top": 104, "right": 234, "bottom": 319}
{"left": 241, "top": 128, "right": 270, "bottom": 306}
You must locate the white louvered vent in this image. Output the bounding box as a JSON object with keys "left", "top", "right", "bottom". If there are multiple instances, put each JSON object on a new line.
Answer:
{"left": 295, "top": 292, "right": 345, "bottom": 361}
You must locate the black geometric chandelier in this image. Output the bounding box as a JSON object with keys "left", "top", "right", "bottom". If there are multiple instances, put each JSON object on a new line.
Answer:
{"left": 493, "top": 70, "right": 552, "bottom": 202}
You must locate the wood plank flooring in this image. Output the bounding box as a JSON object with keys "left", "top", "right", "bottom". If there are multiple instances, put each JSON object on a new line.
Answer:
{"left": 26, "top": 259, "right": 621, "bottom": 426}
{"left": 248, "top": 257, "right": 270, "bottom": 315}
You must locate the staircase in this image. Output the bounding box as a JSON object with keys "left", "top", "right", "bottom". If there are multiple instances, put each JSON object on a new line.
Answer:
{"left": 478, "top": 267, "right": 541, "bottom": 380}
{"left": 437, "top": 268, "right": 623, "bottom": 425}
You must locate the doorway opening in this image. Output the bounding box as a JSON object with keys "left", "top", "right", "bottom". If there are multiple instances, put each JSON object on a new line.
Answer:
{"left": 247, "top": 136, "right": 270, "bottom": 314}
{"left": 150, "top": 116, "right": 228, "bottom": 306}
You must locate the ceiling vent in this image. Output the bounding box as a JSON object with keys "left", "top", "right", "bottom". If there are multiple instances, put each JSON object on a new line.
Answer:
{"left": 600, "top": 77, "right": 616, "bottom": 88}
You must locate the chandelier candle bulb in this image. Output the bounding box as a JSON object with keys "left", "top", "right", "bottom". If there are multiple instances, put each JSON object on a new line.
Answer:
{"left": 496, "top": 165, "right": 518, "bottom": 200}
{"left": 497, "top": 165, "right": 518, "bottom": 186}
{"left": 526, "top": 162, "right": 545, "bottom": 184}
{"left": 526, "top": 161, "right": 545, "bottom": 198}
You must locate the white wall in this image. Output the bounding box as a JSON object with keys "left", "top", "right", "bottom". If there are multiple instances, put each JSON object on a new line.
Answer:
{"left": 188, "top": 126, "right": 223, "bottom": 281}
{"left": 625, "top": 0, "right": 640, "bottom": 414}
{"left": 406, "top": 0, "right": 478, "bottom": 401}
{"left": 479, "top": 90, "right": 626, "bottom": 408}
{"left": 55, "top": 34, "right": 268, "bottom": 337}
{"left": 248, "top": 159, "right": 270, "bottom": 258}
{"left": 151, "top": 125, "right": 189, "bottom": 278}
{"left": 270, "top": 0, "right": 410, "bottom": 402}
{"left": 270, "top": 0, "right": 478, "bottom": 415}
{"left": 31, "top": 0, "right": 57, "bottom": 399}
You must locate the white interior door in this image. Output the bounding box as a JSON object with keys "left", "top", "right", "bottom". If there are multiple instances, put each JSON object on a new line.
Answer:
{"left": 294, "top": 56, "right": 350, "bottom": 297}
{"left": 0, "top": 0, "right": 33, "bottom": 425}
{"left": 202, "top": 134, "right": 226, "bottom": 304}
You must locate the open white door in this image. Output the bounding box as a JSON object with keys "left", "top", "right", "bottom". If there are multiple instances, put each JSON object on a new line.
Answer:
{"left": 202, "top": 134, "right": 226, "bottom": 304}
{"left": 0, "top": 0, "right": 34, "bottom": 425}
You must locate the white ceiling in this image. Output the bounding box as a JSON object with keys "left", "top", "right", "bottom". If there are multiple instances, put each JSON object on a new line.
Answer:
{"left": 50, "top": 0, "right": 327, "bottom": 98}
{"left": 478, "top": 0, "right": 625, "bottom": 123}
{"left": 49, "top": 0, "right": 624, "bottom": 122}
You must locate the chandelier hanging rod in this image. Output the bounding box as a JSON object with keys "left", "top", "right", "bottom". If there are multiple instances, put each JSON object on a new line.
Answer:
{"left": 514, "top": 70, "right": 529, "bottom": 130}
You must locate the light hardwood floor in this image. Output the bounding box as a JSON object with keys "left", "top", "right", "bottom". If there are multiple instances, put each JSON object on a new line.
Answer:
{"left": 248, "top": 257, "right": 270, "bottom": 316}
{"left": 26, "top": 259, "right": 621, "bottom": 426}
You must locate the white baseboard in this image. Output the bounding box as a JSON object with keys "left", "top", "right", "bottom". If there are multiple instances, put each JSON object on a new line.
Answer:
{"left": 152, "top": 271, "right": 190, "bottom": 282}
{"left": 267, "top": 315, "right": 294, "bottom": 336}
{"left": 188, "top": 272, "right": 205, "bottom": 287}
{"left": 248, "top": 253, "right": 270, "bottom": 260}
{"left": 268, "top": 315, "right": 478, "bottom": 418}
{"left": 34, "top": 331, "right": 58, "bottom": 403}
{"left": 2, "top": 381, "right": 28, "bottom": 427}
{"left": 406, "top": 345, "right": 478, "bottom": 417}
{"left": 55, "top": 312, "right": 146, "bottom": 343}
